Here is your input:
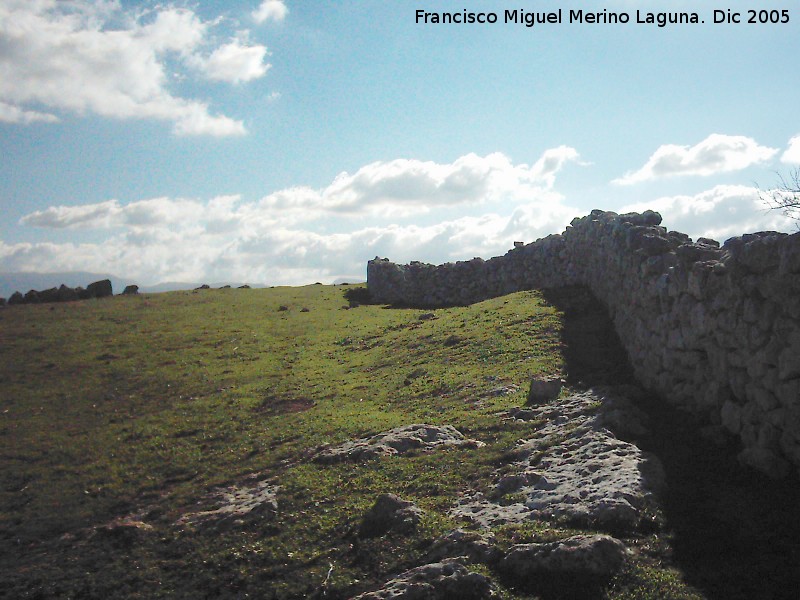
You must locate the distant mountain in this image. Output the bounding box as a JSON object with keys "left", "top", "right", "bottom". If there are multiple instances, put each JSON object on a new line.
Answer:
{"left": 139, "top": 281, "right": 268, "bottom": 293}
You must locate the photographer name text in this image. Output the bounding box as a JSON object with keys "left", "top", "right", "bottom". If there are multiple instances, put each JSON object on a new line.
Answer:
{"left": 415, "top": 8, "right": 791, "bottom": 28}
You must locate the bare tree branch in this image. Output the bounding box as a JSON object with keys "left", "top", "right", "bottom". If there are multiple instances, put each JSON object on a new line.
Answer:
{"left": 760, "top": 167, "right": 800, "bottom": 220}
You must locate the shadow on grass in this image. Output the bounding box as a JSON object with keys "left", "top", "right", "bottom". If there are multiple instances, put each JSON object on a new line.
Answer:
{"left": 543, "top": 285, "right": 800, "bottom": 600}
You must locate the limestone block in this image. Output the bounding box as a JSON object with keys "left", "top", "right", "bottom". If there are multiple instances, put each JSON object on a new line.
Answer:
{"left": 738, "top": 447, "right": 791, "bottom": 479}
{"left": 777, "top": 379, "right": 800, "bottom": 408}
{"left": 757, "top": 387, "right": 779, "bottom": 412}
{"left": 778, "top": 346, "right": 800, "bottom": 381}
{"left": 757, "top": 422, "right": 782, "bottom": 449}
{"left": 778, "top": 232, "right": 800, "bottom": 275}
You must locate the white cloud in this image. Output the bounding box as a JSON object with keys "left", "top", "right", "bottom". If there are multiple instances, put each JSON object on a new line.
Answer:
{"left": 20, "top": 199, "right": 122, "bottom": 229}
{"left": 0, "top": 1, "right": 271, "bottom": 135}
{"left": 9, "top": 150, "right": 581, "bottom": 285}
{"left": 613, "top": 134, "right": 779, "bottom": 185}
{"left": 253, "top": 1, "right": 289, "bottom": 24}
{"left": 782, "top": 135, "right": 800, "bottom": 164}
{"left": 199, "top": 40, "right": 270, "bottom": 83}
{"left": 0, "top": 100, "right": 59, "bottom": 124}
{"left": 620, "top": 184, "right": 792, "bottom": 242}
{"left": 257, "top": 150, "right": 581, "bottom": 221}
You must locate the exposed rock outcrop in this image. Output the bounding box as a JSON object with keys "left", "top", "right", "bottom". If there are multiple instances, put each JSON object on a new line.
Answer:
{"left": 313, "top": 424, "right": 484, "bottom": 464}
{"left": 349, "top": 559, "right": 498, "bottom": 600}
{"left": 453, "top": 389, "right": 664, "bottom": 533}
{"left": 176, "top": 479, "right": 278, "bottom": 530}
{"left": 500, "top": 534, "right": 628, "bottom": 580}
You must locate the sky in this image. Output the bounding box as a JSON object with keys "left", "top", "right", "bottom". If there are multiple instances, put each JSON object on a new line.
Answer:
{"left": 1, "top": 0, "right": 799, "bottom": 287}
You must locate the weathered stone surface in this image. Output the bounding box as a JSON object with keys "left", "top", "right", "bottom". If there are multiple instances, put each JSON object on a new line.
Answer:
{"left": 359, "top": 494, "right": 422, "bottom": 537}
{"left": 501, "top": 534, "right": 628, "bottom": 580}
{"left": 425, "top": 529, "right": 501, "bottom": 564}
{"left": 313, "top": 424, "right": 484, "bottom": 464}
{"left": 122, "top": 285, "right": 139, "bottom": 295}
{"left": 453, "top": 390, "right": 664, "bottom": 532}
{"left": 367, "top": 210, "right": 800, "bottom": 478}
{"left": 176, "top": 480, "right": 278, "bottom": 529}
{"left": 349, "top": 559, "right": 497, "bottom": 600}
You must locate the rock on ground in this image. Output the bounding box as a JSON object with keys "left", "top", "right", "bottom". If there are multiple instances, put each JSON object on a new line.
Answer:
{"left": 359, "top": 494, "right": 423, "bottom": 537}
{"left": 313, "top": 424, "right": 484, "bottom": 464}
{"left": 425, "top": 529, "right": 501, "bottom": 564}
{"left": 527, "top": 377, "right": 563, "bottom": 404}
{"left": 176, "top": 479, "right": 278, "bottom": 529}
{"left": 349, "top": 559, "right": 497, "bottom": 599}
{"left": 454, "top": 389, "right": 664, "bottom": 533}
{"left": 501, "top": 534, "right": 629, "bottom": 580}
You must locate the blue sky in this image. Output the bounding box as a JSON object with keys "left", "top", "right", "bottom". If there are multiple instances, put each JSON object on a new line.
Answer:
{"left": 1, "top": 0, "right": 798, "bottom": 286}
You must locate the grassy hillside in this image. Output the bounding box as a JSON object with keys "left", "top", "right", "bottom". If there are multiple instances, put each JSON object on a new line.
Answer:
{"left": 0, "top": 285, "right": 714, "bottom": 598}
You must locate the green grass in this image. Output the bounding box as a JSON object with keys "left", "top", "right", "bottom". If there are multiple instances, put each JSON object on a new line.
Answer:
{"left": 0, "top": 285, "right": 703, "bottom": 599}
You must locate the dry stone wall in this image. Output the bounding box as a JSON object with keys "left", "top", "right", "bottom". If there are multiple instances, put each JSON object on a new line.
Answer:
{"left": 367, "top": 210, "right": 800, "bottom": 478}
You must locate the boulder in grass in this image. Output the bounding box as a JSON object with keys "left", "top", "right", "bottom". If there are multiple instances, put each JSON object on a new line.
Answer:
{"left": 122, "top": 285, "right": 139, "bottom": 295}
{"left": 87, "top": 279, "right": 113, "bottom": 299}
{"left": 8, "top": 291, "right": 24, "bottom": 305}
{"left": 56, "top": 284, "right": 80, "bottom": 302}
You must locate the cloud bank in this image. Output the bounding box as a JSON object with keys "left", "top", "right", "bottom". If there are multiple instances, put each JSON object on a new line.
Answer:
{"left": 0, "top": 0, "right": 274, "bottom": 135}
{"left": 614, "top": 134, "right": 778, "bottom": 185}
{"left": 6, "top": 151, "right": 581, "bottom": 285}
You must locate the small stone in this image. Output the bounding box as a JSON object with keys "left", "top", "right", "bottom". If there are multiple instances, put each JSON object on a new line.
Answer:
{"left": 358, "top": 494, "right": 422, "bottom": 538}
{"left": 527, "top": 377, "right": 562, "bottom": 404}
